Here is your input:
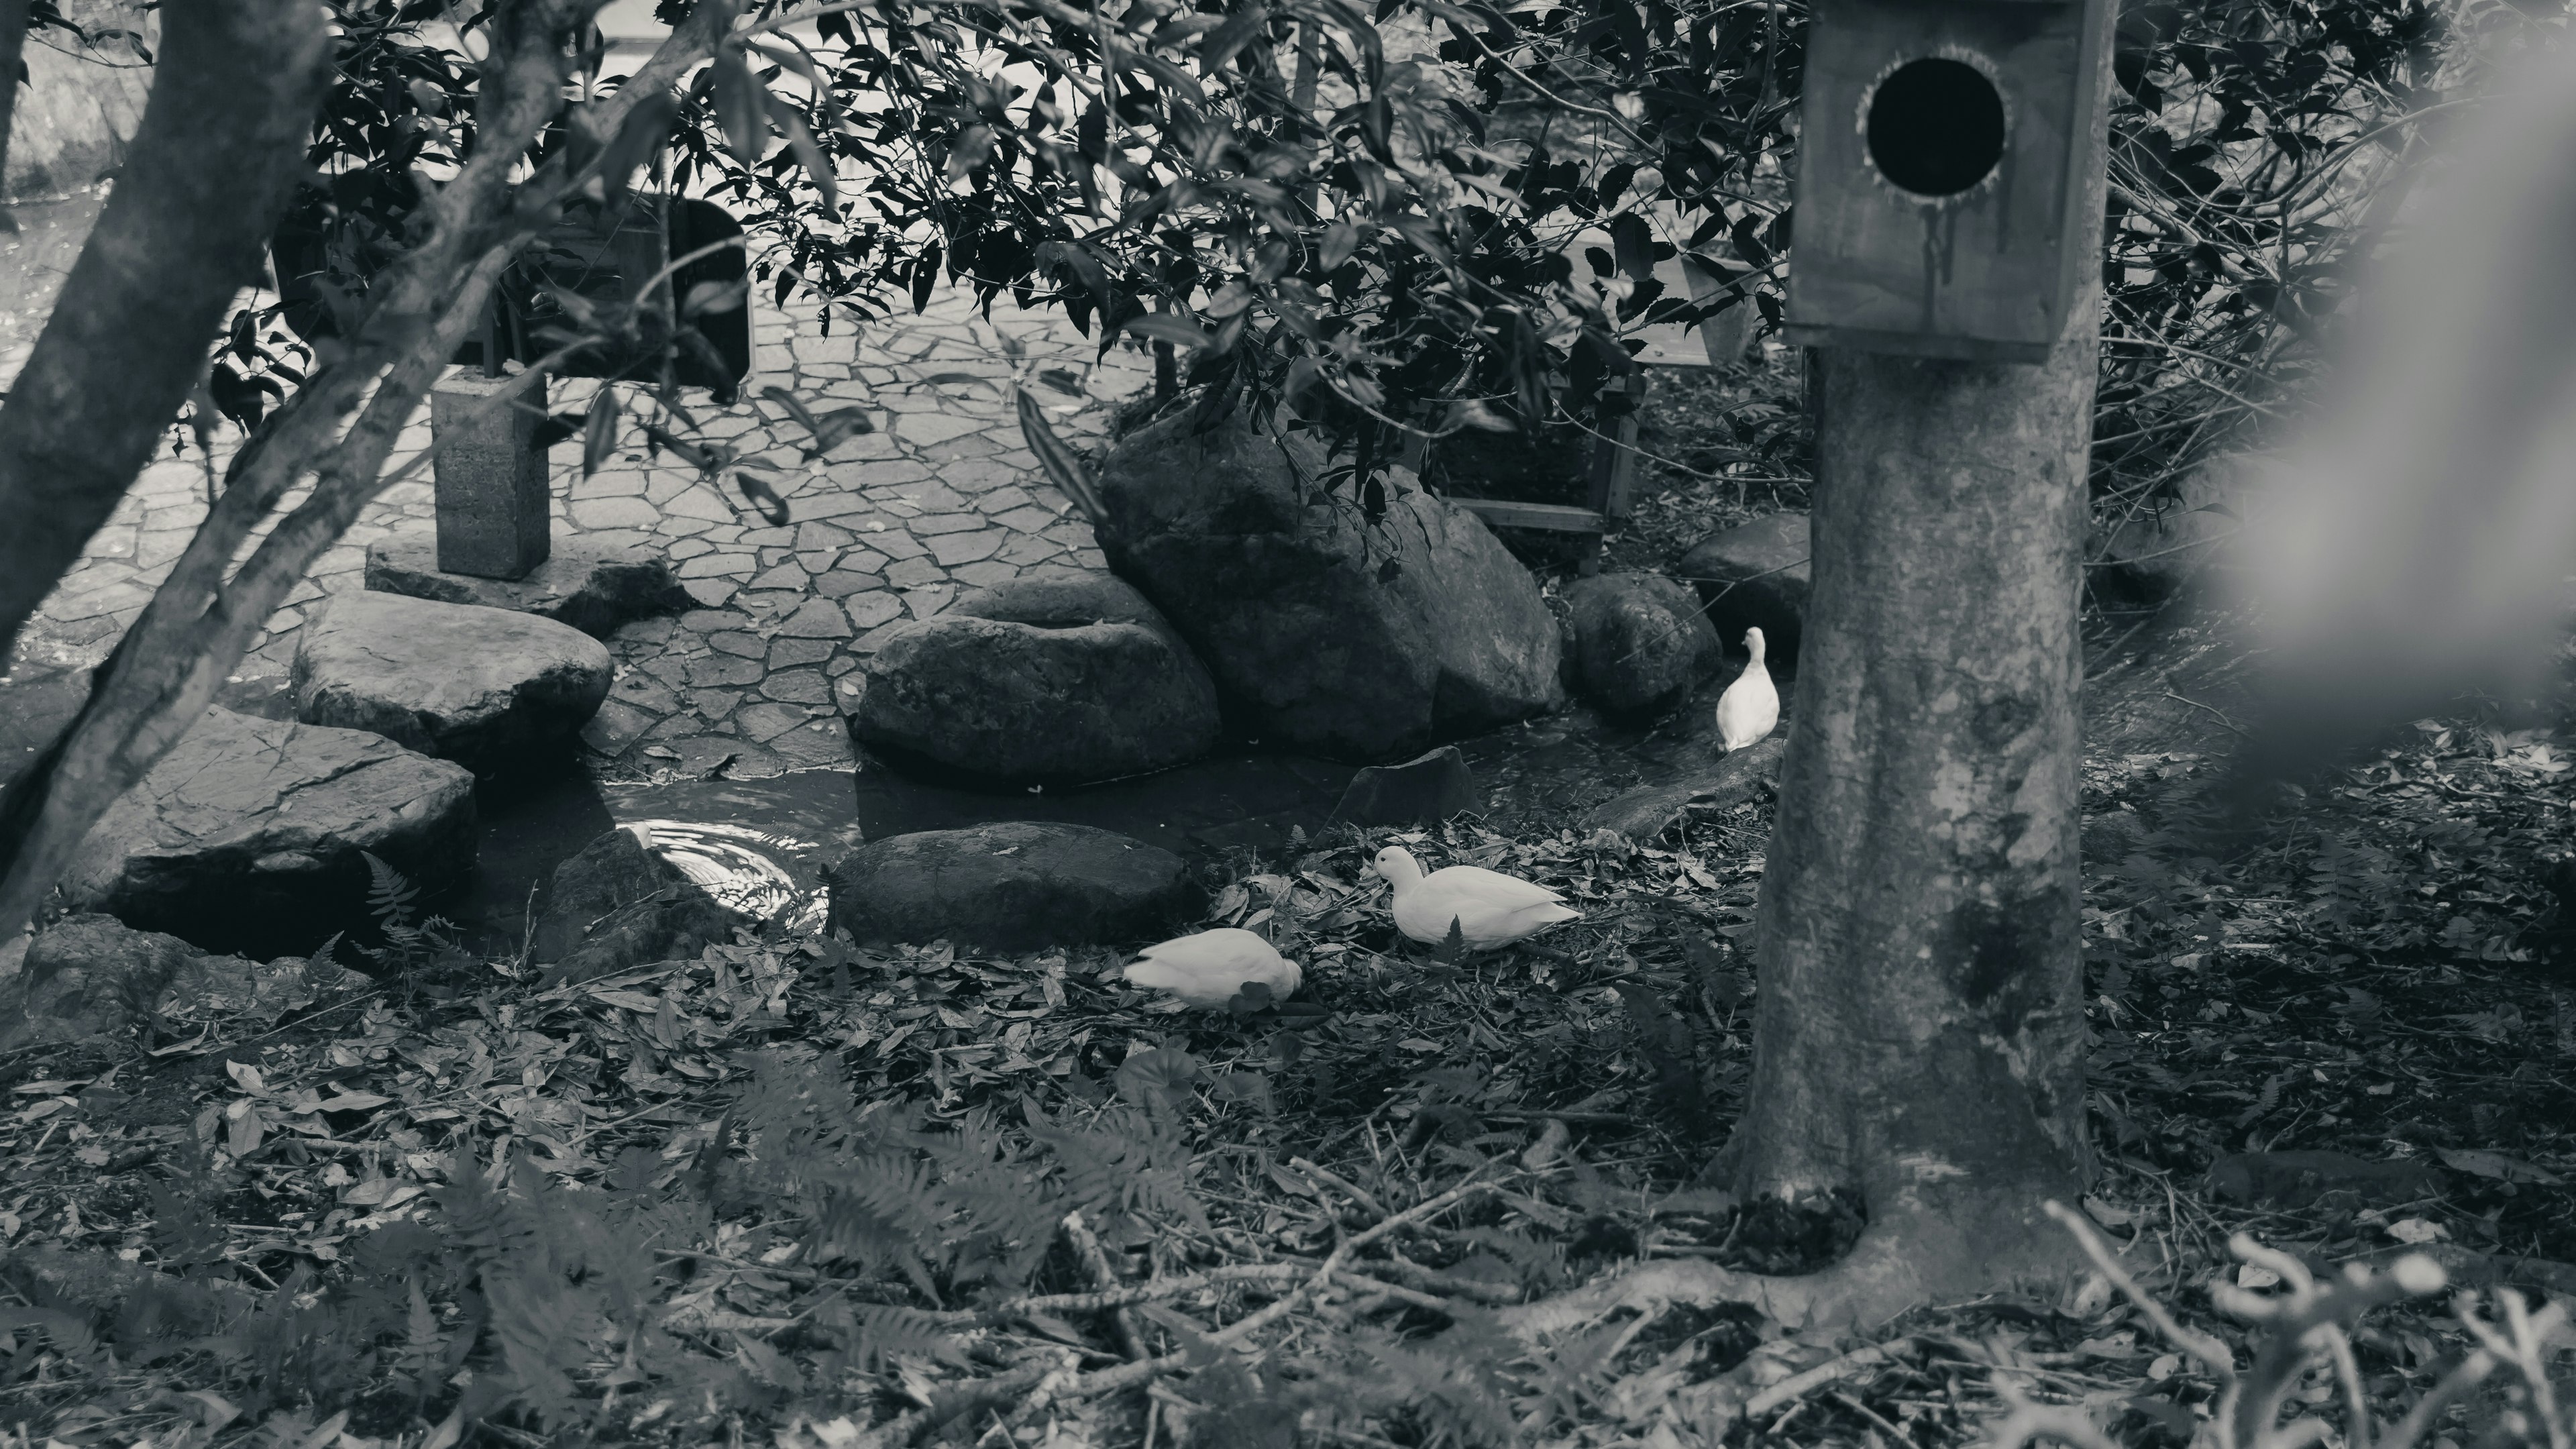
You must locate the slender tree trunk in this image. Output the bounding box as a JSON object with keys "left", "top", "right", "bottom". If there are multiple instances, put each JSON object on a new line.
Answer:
{"left": 0, "top": 0, "right": 31, "bottom": 207}
{"left": 1513, "top": 19, "right": 2113, "bottom": 1340}
{"left": 0, "top": 0, "right": 726, "bottom": 944}
{"left": 0, "top": 0, "right": 327, "bottom": 664}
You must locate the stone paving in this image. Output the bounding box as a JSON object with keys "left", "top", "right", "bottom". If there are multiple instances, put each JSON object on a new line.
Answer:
{"left": 9, "top": 285, "right": 1155, "bottom": 780}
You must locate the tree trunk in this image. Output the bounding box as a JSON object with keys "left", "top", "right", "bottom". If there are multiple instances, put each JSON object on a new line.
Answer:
{"left": 0, "top": 0, "right": 327, "bottom": 664}
{"left": 1711, "top": 303, "right": 2102, "bottom": 1304}
{"left": 0, "top": 1, "right": 30, "bottom": 208}
{"left": 1512, "top": 29, "right": 2112, "bottom": 1344}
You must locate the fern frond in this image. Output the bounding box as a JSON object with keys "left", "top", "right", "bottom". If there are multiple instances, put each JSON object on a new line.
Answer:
{"left": 848, "top": 1303, "right": 964, "bottom": 1373}
{"left": 362, "top": 850, "right": 421, "bottom": 946}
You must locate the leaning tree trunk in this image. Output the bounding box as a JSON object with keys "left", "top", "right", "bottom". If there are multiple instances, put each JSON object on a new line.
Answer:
{"left": 0, "top": 0, "right": 323, "bottom": 664}
{"left": 1513, "top": 34, "right": 2112, "bottom": 1346}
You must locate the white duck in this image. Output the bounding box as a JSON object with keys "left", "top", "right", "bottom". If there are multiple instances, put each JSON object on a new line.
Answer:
{"left": 1713, "top": 626, "right": 1780, "bottom": 752}
{"left": 1123, "top": 928, "right": 1303, "bottom": 1008}
{"left": 1371, "top": 845, "right": 1582, "bottom": 951}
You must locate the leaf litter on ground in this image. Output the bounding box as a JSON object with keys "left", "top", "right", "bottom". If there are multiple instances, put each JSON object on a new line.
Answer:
{"left": 0, "top": 709, "right": 2567, "bottom": 1446}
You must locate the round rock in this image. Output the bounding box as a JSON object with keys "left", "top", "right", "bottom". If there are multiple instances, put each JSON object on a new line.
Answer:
{"left": 292, "top": 591, "right": 612, "bottom": 775}
{"left": 824, "top": 821, "right": 1202, "bottom": 951}
{"left": 849, "top": 570, "right": 1220, "bottom": 786}
{"left": 1560, "top": 571, "right": 1723, "bottom": 718}
{"left": 60, "top": 707, "right": 478, "bottom": 958}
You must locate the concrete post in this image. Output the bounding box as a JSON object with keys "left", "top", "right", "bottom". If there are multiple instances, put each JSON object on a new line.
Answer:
{"left": 431, "top": 370, "right": 551, "bottom": 581}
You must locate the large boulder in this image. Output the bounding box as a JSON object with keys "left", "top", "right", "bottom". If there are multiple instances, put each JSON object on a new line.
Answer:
{"left": 1095, "top": 404, "right": 1564, "bottom": 761}
{"left": 849, "top": 570, "right": 1221, "bottom": 785}
{"left": 1678, "top": 513, "right": 1810, "bottom": 663}
{"left": 364, "top": 531, "right": 694, "bottom": 639}
{"left": 532, "top": 827, "right": 748, "bottom": 987}
{"left": 825, "top": 821, "right": 1201, "bottom": 951}
{"left": 292, "top": 591, "right": 612, "bottom": 775}
{"left": 0, "top": 914, "right": 372, "bottom": 1054}
{"left": 1560, "top": 572, "right": 1723, "bottom": 718}
{"left": 59, "top": 707, "right": 477, "bottom": 958}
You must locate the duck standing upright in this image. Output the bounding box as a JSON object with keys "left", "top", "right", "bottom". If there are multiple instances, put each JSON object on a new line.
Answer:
{"left": 1713, "top": 626, "right": 1779, "bottom": 752}
{"left": 1124, "top": 928, "right": 1302, "bottom": 1008}
{"left": 1371, "top": 846, "right": 1582, "bottom": 951}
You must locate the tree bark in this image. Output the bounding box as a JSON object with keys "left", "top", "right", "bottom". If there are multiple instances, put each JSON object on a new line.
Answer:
{"left": 1512, "top": 21, "right": 2113, "bottom": 1340}
{"left": 0, "top": 1, "right": 31, "bottom": 205}
{"left": 0, "top": 0, "right": 327, "bottom": 664}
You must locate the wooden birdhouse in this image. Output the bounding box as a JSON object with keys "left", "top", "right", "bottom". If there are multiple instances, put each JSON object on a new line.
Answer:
{"left": 1782, "top": 0, "right": 2114, "bottom": 364}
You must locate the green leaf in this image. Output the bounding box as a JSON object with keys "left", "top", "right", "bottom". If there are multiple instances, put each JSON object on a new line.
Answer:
{"left": 1126, "top": 314, "right": 1215, "bottom": 350}
{"left": 581, "top": 386, "right": 620, "bottom": 478}
{"left": 682, "top": 278, "right": 745, "bottom": 317}
{"left": 1442, "top": 397, "right": 1514, "bottom": 433}
{"left": 767, "top": 94, "right": 840, "bottom": 209}
{"left": 1319, "top": 218, "right": 1363, "bottom": 271}
{"left": 945, "top": 123, "right": 996, "bottom": 181}
{"left": 806, "top": 406, "right": 875, "bottom": 454}
{"left": 714, "top": 48, "right": 768, "bottom": 166}
{"left": 1014, "top": 383, "right": 1108, "bottom": 527}
{"left": 761, "top": 384, "right": 822, "bottom": 435}
{"left": 736, "top": 468, "right": 792, "bottom": 526}
{"left": 1199, "top": 5, "right": 1269, "bottom": 75}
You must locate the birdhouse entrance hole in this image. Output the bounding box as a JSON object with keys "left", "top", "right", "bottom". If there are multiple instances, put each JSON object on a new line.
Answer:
{"left": 1864, "top": 58, "right": 2007, "bottom": 198}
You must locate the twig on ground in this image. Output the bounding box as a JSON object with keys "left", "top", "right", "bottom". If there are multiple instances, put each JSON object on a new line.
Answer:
{"left": 1064, "top": 1209, "right": 1144, "bottom": 1360}
{"left": 1745, "top": 1336, "right": 1921, "bottom": 1419}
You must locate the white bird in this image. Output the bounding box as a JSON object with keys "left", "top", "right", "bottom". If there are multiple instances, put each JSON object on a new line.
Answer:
{"left": 1713, "top": 626, "right": 1780, "bottom": 752}
{"left": 1370, "top": 846, "right": 1582, "bottom": 951}
{"left": 1123, "top": 928, "right": 1303, "bottom": 1008}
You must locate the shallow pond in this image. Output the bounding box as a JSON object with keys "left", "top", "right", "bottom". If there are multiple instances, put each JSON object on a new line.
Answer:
{"left": 449, "top": 699, "right": 1745, "bottom": 953}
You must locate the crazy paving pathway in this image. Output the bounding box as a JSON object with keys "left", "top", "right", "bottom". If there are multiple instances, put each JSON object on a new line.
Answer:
{"left": 7, "top": 284, "right": 1152, "bottom": 780}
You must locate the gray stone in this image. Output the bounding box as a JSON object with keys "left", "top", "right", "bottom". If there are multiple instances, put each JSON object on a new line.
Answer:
{"left": 1096, "top": 405, "right": 1563, "bottom": 761}
{"left": 533, "top": 828, "right": 747, "bottom": 987}
{"left": 292, "top": 592, "right": 612, "bottom": 775}
{"left": 60, "top": 708, "right": 478, "bottom": 958}
{"left": 364, "top": 531, "right": 693, "bottom": 639}
{"left": 1678, "top": 513, "right": 1810, "bottom": 663}
{"left": 1580, "top": 737, "right": 1786, "bottom": 843}
{"left": 431, "top": 373, "right": 553, "bottom": 580}
{"left": 1560, "top": 572, "right": 1723, "bottom": 718}
{"left": 0, "top": 915, "right": 374, "bottom": 1054}
{"left": 1330, "top": 746, "right": 1482, "bottom": 827}
{"left": 850, "top": 569, "right": 1220, "bottom": 786}
{"left": 825, "top": 821, "right": 1201, "bottom": 951}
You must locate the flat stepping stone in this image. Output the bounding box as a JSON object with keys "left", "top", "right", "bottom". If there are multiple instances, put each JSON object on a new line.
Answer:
{"left": 849, "top": 569, "right": 1219, "bottom": 786}
{"left": 60, "top": 707, "right": 477, "bottom": 958}
{"left": 292, "top": 592, "right": 612, "bottom": 775}
{"left": 824, "top": 820, "right": 1201, "bottom": 951}
{"left": 364, "top": 531, "right": 692, "bottom": 639}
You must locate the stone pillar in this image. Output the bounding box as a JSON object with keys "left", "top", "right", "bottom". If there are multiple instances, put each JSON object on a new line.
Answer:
{"left": 431, "top": 371, "right": 551, "bottom": 581}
